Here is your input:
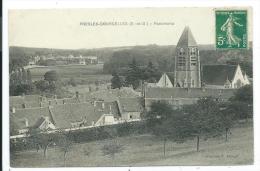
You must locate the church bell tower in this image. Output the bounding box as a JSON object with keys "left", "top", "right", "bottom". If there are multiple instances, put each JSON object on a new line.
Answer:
{"left": 174, "top": 26, "right": 201, "bottom": 88}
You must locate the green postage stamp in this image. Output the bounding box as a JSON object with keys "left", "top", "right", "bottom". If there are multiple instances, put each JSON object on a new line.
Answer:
{"left": 216, "top": 10, "right": 247, "bottom": 49}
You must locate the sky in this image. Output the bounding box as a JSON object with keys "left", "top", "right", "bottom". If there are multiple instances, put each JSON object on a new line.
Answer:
{"left": 8, "top": 7, "right": 252, "bottom": 49}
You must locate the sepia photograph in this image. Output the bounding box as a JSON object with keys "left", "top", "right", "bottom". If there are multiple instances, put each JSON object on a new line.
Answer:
{"left": 8, "top": 7, "right": 254, "bottom": 167}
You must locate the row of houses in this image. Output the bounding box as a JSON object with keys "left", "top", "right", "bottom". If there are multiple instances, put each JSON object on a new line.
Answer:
{"left": 10, "top": 84, "right": 240, "bottom": 137}
{"left": 28, "top": 55, "right": 98, "bottom": 66}
{"left": 10, "top": 93, "right": 143, "bottom": 137}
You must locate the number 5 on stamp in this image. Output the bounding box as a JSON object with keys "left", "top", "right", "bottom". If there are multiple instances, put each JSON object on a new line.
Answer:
{"left": 215, "top": 10, "right": 247, "bottom": 49}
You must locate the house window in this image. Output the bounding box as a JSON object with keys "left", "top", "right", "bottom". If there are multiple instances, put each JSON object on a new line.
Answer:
{"left": 130, "top": 115, "right": 133, "bottom": 119}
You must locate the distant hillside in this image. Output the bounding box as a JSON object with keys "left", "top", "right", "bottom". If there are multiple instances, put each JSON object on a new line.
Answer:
{"left": 9, "top": 43, "right": 253, "bottom": 77}
{"left": 103, "top": 44, "right": 253, "bottom": 77}
{"left": 9, "top": 44, "right": 215, "bottom": 62}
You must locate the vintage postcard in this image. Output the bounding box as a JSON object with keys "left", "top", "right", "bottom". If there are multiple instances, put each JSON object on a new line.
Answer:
{"left": 7, "top": 6, "right": 255, "bottom": 168}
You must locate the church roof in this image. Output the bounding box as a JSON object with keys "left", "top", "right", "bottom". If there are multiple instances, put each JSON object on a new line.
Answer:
{"left": 145, "top": 87, "right": 236, "bottom": 100}
{"left": 202, "top": 65, "right": 237, "bottom": 85}
{"left": 177, "top": 26, "right": 197, "bottom": 47}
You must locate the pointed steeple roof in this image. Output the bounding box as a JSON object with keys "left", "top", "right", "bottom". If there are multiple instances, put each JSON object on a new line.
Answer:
{"left": 177, "top": 26, "right": 197, "bottom": 46}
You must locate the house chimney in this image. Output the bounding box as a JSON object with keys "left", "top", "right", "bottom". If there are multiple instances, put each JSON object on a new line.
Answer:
{"left": 11, "top": 107, "right": 16, "bottom": 113}
{"left": 94, "top": 101, "right": 97, "bottom": 107}
{"left": 102, "top": 102, "right": 105, "bottom": 109}
{"left": 24, "top": 118, "right": 29, "bottom": 127}
{"left": 63, "top": 99, "right": 66, "bottom": 104}
{"left": 109, "top": 105, "right": 112, "bottom": 114}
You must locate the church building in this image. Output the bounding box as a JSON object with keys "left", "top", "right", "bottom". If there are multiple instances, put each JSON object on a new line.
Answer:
{"left": 144, "top": 26, "right": 251, "bottom": 110}
{"left": 174, "top": 26, "right": 201, "bottom": 88}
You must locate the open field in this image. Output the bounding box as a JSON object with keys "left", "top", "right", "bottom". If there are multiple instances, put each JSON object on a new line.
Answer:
{"left": 11, "top": 121, "right": 253, "bottom": 167}
{"left": 29, "top": 64, "right": 112, "bottom": 84}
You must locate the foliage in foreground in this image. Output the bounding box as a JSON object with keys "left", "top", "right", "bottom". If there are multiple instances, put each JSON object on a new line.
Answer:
{"left": 144, "top": 87, "right": 253, "bottom": 156}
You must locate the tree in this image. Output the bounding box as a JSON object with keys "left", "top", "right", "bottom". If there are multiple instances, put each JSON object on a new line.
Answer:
{"left": 111, "top": 72, "right": 123, "bottom": 89}
{"left": 226, "top": 101, "right": 251, "bottom": 120}
{"left": 143, "top": 61, "right": 161, "bottom": 82}
{"left": 229, "top": 85, "right": 253, "bottom": 120}
{"left": 34, "top": 80, "right": 50, "bottom": 92}
{"left": 10, "top": 83, "right": 35, "bottom": 96}
{"left": 145, "top": 102, "right": 192, "bottom": 157}
{"left": 21, "top": 68, "right": 27, "bottom": 84}
{"left": 27, "top": 70, "right": 32, "bottom": 84}
{"left": 145, "top": 102, "right": 173, "bottom": 157}
{"left": 44, "top": 70, "right": 59, "bottom": 83}
{"left": 9, "top": 55, "right": 29, "bottom": 73}
{"left": 219, "top": 102, "right": 235, "bottom": 141}
{"left": 125, "top": 58, "right": 142, "bottom": 89}
{"left": 56, "top": 133, "right": 73, "bottom": 166}
{"left": 230, "top": 85, "right": 253, "bottom": 104}
{"left": 27, "top": 129, "right": 54, "bottom": 158}
{"left": 186, "top": 97, "right": 224, "bottom": 152}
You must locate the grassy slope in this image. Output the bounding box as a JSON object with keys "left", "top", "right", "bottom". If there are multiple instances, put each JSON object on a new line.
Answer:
{"left": 11, "top": 122, "right": 253, "bottom": 167}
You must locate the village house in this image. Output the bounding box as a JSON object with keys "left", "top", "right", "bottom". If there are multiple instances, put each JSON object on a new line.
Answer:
{"left": 10, "top": 106, "right": 55, "bottom": 135}
{"left": 28, "top": 56, "right": 41, "bottom": 66}
{"left": 117, "top": 97, "right": 144, "bottom": 120}
{"left": 10, "top": 101, "right": 121, "bottom": 136}
{"left": 10, "top": 92, "right": 146, "bottom": 136}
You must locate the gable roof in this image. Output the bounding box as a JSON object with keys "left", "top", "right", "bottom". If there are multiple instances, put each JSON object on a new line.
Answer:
{"left": 32, "top": 116, "right": 47, "bottom": 129}
{"left": 11, "top": 107, "right": 52, "bottom": 130}
{"left": 157, "top": 73, "right": 174, "bottom": 88}
{"left": 10, "top": 95, "right": 44, "bottom": 105}
{"left": 165, "top": 72, "right": 175, "bottom": 85}
{"left": 118, "top": 97, "right": 144, "bottom": 112}
{"left": 202, "top": 65, "right": 238, "bottom": 85}
{"left": 50, "top": 103, "right": 101, "bottom": 129}
{"left": 177, "top": 26, "right": 197, "bottom": 47}
{"left": 84, "top": 87, "right": 140, "bottom": 102}
{"left": 93, "top": 101, "right": 120, "bottom": 118}
{"left": 145, "top": 87, "right": 236, "bottom": 100}
{"left": 46, "top": 97, "right": 82, "bottom": 106}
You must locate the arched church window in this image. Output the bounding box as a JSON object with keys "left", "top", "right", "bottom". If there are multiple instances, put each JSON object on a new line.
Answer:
{"left": 180, "top": 48, "right": 184, "bottom": 55}
{"left": 191, "top": 48, "right": 196, "bottom": 55}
